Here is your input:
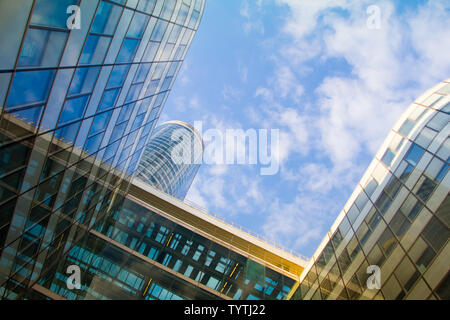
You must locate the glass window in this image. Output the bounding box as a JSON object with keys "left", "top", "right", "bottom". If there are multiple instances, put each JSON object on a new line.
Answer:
{"left": 168, "top": 25, "right": 181, "bottom": 44}
{"left": 91, "top": 1, "right": 122, "bottom": 35}
{"left": 137, "top": 0, "right": 157, "bottom": 14}
{"left": 346, "top": 204, "right": 360, "bottom": 224}
{"left": 117, "top": 103, "right": 135, "bottom": 123}
{"left": 103, "top": 142, "right": 120, "bottom": 163}
{"left": 399, "top": 119, "right": 415, "bottom": 137}
{"left": 161, "top": 43, "right": 175, "bottom": 61}
{"left": 89, "top": 111, "right": 112, "bottom": 136}
{"left": 109, "top": 121, "right": 127, "bottom": 143}
{"left": 405, "top": 143, "right": 425, "bottom": 167}
{"left": 134, "top": 63, "right": 151, "bottom": 83}
{"left": 79, "top": 35, "right": 111, "bottom": 65}
{"left": 58, "top": 95, "right": 89, "bottom": 125}
{"left": 176, "top": 3, "right": 190, "bottom": 25}
{"left": 69, "top": 67, "right": 101, "bottom": 96}
{"left": 54, "top": 121, "right": 81, "bottom": 144}
{"left": 143, "top": 41, "right": 160, "bottom": 62}
{"left": 6, "top": 70, "right": 55, "bottom": 108}
{"left": 125, "top": 83, "right": 143, "bottom": 103}
{"left": 116, "top": 38, "right": 140, "bottom": 63}
{"left": 98, "top": 88, "right": 120, "bottom": 111}
{"left": 435, "top": 196, "right": 449, "bottom": 228}
{"left": 174, "top": 45, "right": 186, "bottom": 60}
{"left": 131, "top": 113, "right": 145, "bottom": 131}
{"left": 188, "top": 10, "right": 200, "bottom": 29}
{"left": 84, "top": 133, "right": 104, "bottom": 154}
{"left": 107, "top": 64, "right": 130, "bottom": 89}
{"left": 7, "top": 105, "right": 45, "bottom": 127}
{"left": 427, "top": 112, "right": 448, "bottom": 132}
{"left": 414, "top": 176, "right": 436, "bottom": 202}
{"left": 421, "top": 217, "right": 449, "bottom": 253}
{"left": 18, "top": 28, "right": 67, "bottom": 67}
{"left": 435, "top": 272, "right": 450, "bottom": 300}
{"left": 181, "top": 29, "right": 193, "bottom": 45}
{"left": 161, "top": 0, "right": 176, "bottom": 20}
{"left": 151, "top": 20, "right": 168, "bottom": 41}
{"left": 381, "top": 148, "right": 395, "bottom": 167}
{"left": 127, "top": 13, "right": 149, "bottom": 38}
{"left": 30, "top": 0, "right": 79, "bottom": 29}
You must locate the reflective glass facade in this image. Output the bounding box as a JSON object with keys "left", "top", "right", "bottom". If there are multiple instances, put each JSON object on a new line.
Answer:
{"left": 0, "top": 0, "right": 205, "bottom": 299}
{"left": 135, "top": 121, "right": 203, "bottom": 200}
{"left": 34, "top": 192, "right": 297, "bottom": 300}
{"left": 290, "top": 80, "right": 449, "bottom": 300}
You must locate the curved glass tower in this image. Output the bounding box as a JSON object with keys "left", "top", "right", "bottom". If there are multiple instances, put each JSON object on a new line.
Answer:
{"left": 290, "top": 79, "right": 449, "bottom": 300}
{"left": 135, "top": 120, "right": 203, "bottom": 200}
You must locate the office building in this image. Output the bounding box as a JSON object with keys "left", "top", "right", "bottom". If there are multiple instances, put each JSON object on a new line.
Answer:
{"left": 0, "top": 0, "right": 206, "bottom": 299}
{"left": 28, "top": 178, "right": 307, "bottom": 300}
{"left": 289, "top": 80, "right": 449, "bottom": 300}
{"left": 135, "top": 121, "right": 203, "bottom": 200}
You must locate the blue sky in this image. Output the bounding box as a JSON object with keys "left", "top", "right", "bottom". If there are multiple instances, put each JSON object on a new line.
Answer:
{"left": 158, "top": 0, "right": 450, "bottom": 258}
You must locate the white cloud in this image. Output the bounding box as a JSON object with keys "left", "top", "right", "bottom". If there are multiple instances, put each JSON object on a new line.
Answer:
{"left": 259, "top": 0, "right": 450, "bottom": 253}
{"left": 186, "top": 0, "right": 450, "bottom": 256}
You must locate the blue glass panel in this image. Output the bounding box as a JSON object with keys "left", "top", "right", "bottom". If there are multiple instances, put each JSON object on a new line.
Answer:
{"left": 134, "top": 63, "right": 151, "bottom": 83}
{"left": 137, "top": 0, "right": 157, "bottom": 14}
{"left": 30, "top": 0, "right": 79, "bottom": 29}
{"left": 18, "top": 28, "right": 67, "bottom": 67}
{"left": 161, "top": 0, "right": 176, "bottom": 20}
{"left": 141, "top": 121, "right": 153, "bottom": 137}
{"left": 381, "top": 149, "right": 395, "bottom": 167}
{"left": 69, "top": 67, "right": 101, "bottom": 96}
{"left": 154, "top": 92, "right": 166, "bottom": 107}
{"left": 188, "top": 10, "right": 200, "bottom": 29}
{"left": 125, "top": 83, "right": 143, "bottom": 103}
{"left": 103, "top": 140, "right": 120, "bottom": 162}
{"left": 91, "top": 1, "right": 122, "bottom": 35}
{"left": 137, "top": 100, "right": 149, "bottom": 115}
{"left": 399, "top": 119, "right": 415, "bottom": 137}
{"left": 8, "top": 105, "right": 44, "bottom": 127}
{"left": 89, "top": 111, "right": 112, "bottom": 135}
{"left": 160, "top": 76, "right": 173, "bottom": 91}
{"left": 405, "top": 143, "right": 425, "bottom": 166}
{"left": 117, "top": 103, "right": 135, "bottom": 123}
{"left": 177, "top": 4, "right": 189, "bottom": 25}
{"left": 6, "top": 70, "right": 55, "bottom": 108}
{"left": 84, "top": 133, "right": 104, "bottom": 154}
{"left": 436, "top": 164, "right": 449, "bottom": 182}
{"left": 98, "top": 88, "right": 119, "bottom": 111}
{"left": 55, "top": 121, "right": 81, "bottom": 144}
{"left": 79, "top": 35, "right": 111, "bottom": 65}
{"left": 131, "top": 113, "right": 145, "bottom": 131}
{"left": 107, "top": 64, "right": 130, "bottom": 88}
{"left": 116, "top": 39, "right": 140, "bottom": 63}
{"left": 109, "top": 122, "right": 127, "bottom": 143}
{"left": 58, "top": 95, "right": 89, "bottom": 125}
{"left": 127, "top": 13, "right": 149, "bottom": 38}
{"left": 151, "top": 20, "right": 168, "bottom": 41}
{"left": 146, "top": 79, "right": 159, "bottom": 96}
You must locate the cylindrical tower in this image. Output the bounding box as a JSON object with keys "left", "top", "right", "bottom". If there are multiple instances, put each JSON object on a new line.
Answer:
{"left": 135, "top": 121, "right": 203, "bottom": 200}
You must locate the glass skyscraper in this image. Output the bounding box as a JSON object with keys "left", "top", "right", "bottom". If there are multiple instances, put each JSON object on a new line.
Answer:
{"left": 135, "top": 120, "right": 203, "bottom": 200}
{"left": 289, "top": 80, "right": 449, "bottom": 300}
{"left": 0, "top": 0, "right": 205, "bottom": 299}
